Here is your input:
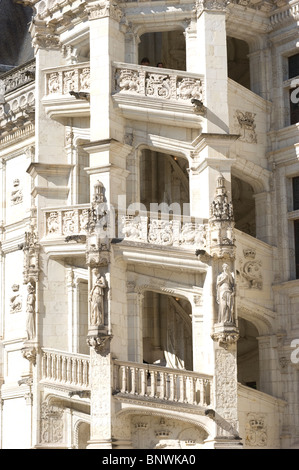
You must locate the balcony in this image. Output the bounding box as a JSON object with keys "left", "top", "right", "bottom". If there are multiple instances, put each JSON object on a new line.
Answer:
{"left": 40, "top": 348, "right": 90, "bottom": 392}
{"left": 42, "top": 62, "right": 90, "bottom": 121}
{"left": 113, "top": 360, "right": 213, "bottom": 411}
{"left": 112, "top": 62, "right": 205, "bottom": 128}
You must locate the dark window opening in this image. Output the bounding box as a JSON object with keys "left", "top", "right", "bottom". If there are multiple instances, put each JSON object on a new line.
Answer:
{"left": 288, "top": 53, "right": 299, "bottom": 80}
{"left": 295, "top": 219, "right": 299, "bottom": 279}
{"left": 293, "top": 177, "right": 299, "bottom": 211}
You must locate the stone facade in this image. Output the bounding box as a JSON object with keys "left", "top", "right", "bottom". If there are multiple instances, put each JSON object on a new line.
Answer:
{"left": 0, "top": 0, "right": 298, "bottom": 449}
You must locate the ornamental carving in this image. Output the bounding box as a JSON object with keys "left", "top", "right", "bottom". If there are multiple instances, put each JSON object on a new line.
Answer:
{"left": 116, "top": 69, "right": 139, "bottom": 93}
{"left": 234, "top": 110, "right": 257, "bottom": 143}
{"left": 10, "top": 179, "right": 23, "bottom": 205}
{"left": 48, "top": 72, "right": 60, "bottom": 94}
{"left": 177, "top": 77, "right": 203, "bottom": 101}
{"left": 62, "top": 210, "right": 75, "bottom": 235}
{"left": 10, "top": 284, "right": 22, "bottom": 313}
{"left": 47, "top": 212, "right": 60, "bottom": 234}
{"left": 23, "top": 223, "right": 39, "bottom": 284}
{"left": 148, "top": 220, "right": 173, "bottom": 246}
{"left": 121, "top": 215, "right": 145, "bottom": 241}
{"left": 87, "top": 1, "right": 123, "bottom": 22}
{"left": 245, "top": 413, "right": 267, "bottom": 447}
{"left": 208, "top": 175, "right": 235, "bottom": 257}
{"left": 238, "top": 248, "right": 263, "bottom": 289}
{"left": 145, "top": 73, "right": 172, "bottom": 99}
{"left": 195, "top": 0, "right": 229, "bottom": 16}
{"left": 40, "top": 401, "right": 64, "bottom": 445}
{"left": 179, "top": 222, "right": 206, "bottom": 248}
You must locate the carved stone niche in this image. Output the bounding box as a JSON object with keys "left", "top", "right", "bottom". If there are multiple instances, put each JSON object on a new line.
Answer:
{"left": 211, "top": 262, "right": 239, "bottom": 349}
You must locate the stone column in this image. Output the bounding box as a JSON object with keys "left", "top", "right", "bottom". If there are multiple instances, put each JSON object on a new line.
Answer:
{"left": 198, "top": 175, "right": 242, "bottom": 448}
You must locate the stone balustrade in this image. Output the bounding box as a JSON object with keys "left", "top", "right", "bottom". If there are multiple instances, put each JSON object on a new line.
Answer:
{"left": 120, "top": 211, "right": 207, "bottom": 250}
{"left": 41, "top": 348, "right": 90, "bottom": 389}
{"left": 112, "top": 62, "right": 204, "bottom": 104}
{"left": 113, "top": 360, "right": 213, "bottom": 407}
{"left": 44, "top": 62, "right": 90, "bottom": 96}
{"left": 43, "top": 204, "right": 90, "bottom": 238}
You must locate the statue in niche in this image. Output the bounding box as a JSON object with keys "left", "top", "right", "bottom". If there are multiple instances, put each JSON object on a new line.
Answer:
{"left": 26, "top": 282, "right": 36, "bottom": 340}
{"left": 216, "top": 263, "right": 235, "bottom": 324}
{"left": 89, "top": 272, "right": 107, "bottom": 326}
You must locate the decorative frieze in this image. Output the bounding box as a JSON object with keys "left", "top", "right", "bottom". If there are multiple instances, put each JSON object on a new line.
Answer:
{"left": 113, "top": 63, "right": 204, "bottom": 108}
{"left": 45, "top": 63, "right": 90, "bottom": 96}
{"left": 44, "top": 205, "right": 90, "bottom": 238}
{"left": 0, "top": 60, "right": 35, "bottom": 95}
{"left": 120, "top": 213, "right": 207, "bottom": 250}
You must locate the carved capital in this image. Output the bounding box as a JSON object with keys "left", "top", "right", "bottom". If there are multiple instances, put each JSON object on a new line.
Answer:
{"left": 86, "top": 1, "right": 123, "bottom": 22}
{"left": 195, "top": 0, "right": 229, "bottom": 17}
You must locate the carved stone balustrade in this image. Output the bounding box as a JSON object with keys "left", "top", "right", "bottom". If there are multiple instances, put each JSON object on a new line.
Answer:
{"left": 42, "top": 62, "right": 90, "bottom": 120}
{"left": 0, "top": 80, "right": 35, "bottom": 143}
{"left": 113, "top": 360, "right": 213, "bottom": 408}
{"left": 41, "top": 348, "right": 90, "bottom": 390}
{"left": 0, "top": 59, "right": 35, "bottom": 95}
{"left": 43, "top": 204, "right": 90, "bottom": 240}
{"left": 119, "top": 211, "right": 208, "bottom": 251}
{"left": 112, "top": 62, "right": 205, "bottom": 127}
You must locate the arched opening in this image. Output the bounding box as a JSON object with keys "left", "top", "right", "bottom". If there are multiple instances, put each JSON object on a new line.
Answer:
{"left": 227, "top": 37, "right": 250, "bottom": 90}
{"left": 237, "top": 317, "right": 259, "bottom": 390}
{"left": 138, "top": 30, "right": 186, "bottom": 70}
{"left": 140, "top": 149, "right": 189, "bottom": 215}
{"left": 232, "top": 175, "right": 256, "bottom": 237}
{"left": 142, "top": 292, "right": 193, "bottom": 371}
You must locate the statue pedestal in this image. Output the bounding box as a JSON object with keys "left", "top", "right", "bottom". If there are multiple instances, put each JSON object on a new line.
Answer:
{"left": 211, "top": 323, "right": 239, "bottom": 349}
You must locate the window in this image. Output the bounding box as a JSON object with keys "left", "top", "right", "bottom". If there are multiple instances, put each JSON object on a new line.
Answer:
{"left": 293, "top": 176, "right": 299, "bottom": 211}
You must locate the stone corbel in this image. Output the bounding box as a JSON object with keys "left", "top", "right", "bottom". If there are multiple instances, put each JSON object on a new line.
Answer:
{"left": 86, "top": 331, "right": 112, "bottom": 355}
{"left": 211, "top": 324, "right": 239, "bottom": 349}
{"left": 21, "top": 345, "right": 37, "bottom": 365}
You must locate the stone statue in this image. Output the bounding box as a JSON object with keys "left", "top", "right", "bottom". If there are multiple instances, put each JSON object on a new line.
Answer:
{"left": 216, "top": 263, "right": 235, "bottom": 324}
{"left": 89, "top": 273, "right": 107, "bottom": 326}
{"left": 26, "top": 282, "right": 36, "bottom": 340}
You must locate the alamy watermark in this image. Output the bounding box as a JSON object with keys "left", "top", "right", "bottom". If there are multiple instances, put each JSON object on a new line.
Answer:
{"left": 290, "top": 339, "right": 299, "bottom": 364}
{"left": 290, "top": 79, "right": 299, "bottom": 105}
